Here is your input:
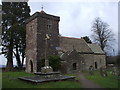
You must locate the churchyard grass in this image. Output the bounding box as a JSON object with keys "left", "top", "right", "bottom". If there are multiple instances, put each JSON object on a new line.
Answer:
{"left": 65, "top": 73, "right": 80, "bottom": 80}
{"left": 2, "top": 72, "right": 81, "bottom": 88}
{"left": 84, "top": 71, "right": 118, "bottom": 88}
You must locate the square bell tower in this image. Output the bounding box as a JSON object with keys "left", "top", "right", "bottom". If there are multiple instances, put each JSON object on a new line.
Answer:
{"left": 25, "top": 10, "right": 60, "bottom": 73}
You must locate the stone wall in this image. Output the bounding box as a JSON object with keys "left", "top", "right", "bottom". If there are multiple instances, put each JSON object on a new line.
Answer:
{"left": 60, "top": 50, "right": 83, "bottom": 74}
{"left": 80, "top": 54, "right": 106, "bottom": 71}
{"left": 36, "top": 13, "right": 60, "bottom": 72}
{"left": 26, "top": 12, "right": 60, "bottom": 73}
{"left": 94, "top": 54, "right": 106, "bottom": 69}
{"left": 26, "top": 18, "right": 38, "bottom": 73}
{"left": 81, "top": 54, "right": 94, "bottom": 71}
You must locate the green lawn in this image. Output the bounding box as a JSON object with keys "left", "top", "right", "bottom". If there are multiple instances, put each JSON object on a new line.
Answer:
{"left": 2, "top": 72, "right": 81, "bottom": 88}
{"left": 65, "top": 73, "right": 80, "bottom": 81}
{"left": 84, "top": 71, "right": 119, "bottom": 88}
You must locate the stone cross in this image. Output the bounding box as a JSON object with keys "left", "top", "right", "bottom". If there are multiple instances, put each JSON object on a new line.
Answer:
{"left": 41, "top": 34, "right": 53, "bottom": 73}
{"left": 41, "top": 5, "right": 43, "bottom": 10}
{"left": 45, "top": 34, "right": 50, "bottom": 66}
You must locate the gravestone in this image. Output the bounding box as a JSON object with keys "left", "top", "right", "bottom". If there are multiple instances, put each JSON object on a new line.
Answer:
{"left": 100, "top": 67, "right": 107, "bottom": 77}
{"left": 89, "top": 65, "right": 94, "bottom": 75}
{"left": 112, "top": 67, "right": 118, "bottom": 75}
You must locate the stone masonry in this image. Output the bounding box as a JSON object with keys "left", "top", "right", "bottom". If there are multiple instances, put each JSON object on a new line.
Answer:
{"left": 25, "top": 11, "right": 60, "bottom": 73}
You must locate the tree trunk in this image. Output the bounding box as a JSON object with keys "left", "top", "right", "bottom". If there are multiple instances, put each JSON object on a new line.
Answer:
{"left": 15, "top": 44, "right": 22, "bottom": 69}
{"left": 21, "top": 53, "right": 25, "bottom": 67}
{"left": 5, "top": 35, "right": 14, "bottom": 71}
{"left": 5, "top": 57, "right": 13, "bottom": 71}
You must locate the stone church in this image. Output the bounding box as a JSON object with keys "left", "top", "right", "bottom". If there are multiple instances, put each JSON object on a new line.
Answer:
{"left": 25, "top": 10, "right": 106, "bottom": 73}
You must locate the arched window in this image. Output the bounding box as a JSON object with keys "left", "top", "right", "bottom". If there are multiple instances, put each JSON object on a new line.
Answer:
{"left": 73, "top": 63, "right": 77, "bottom": 70}
{"left": 95, "top": 62, "right": 97, "bottom": 69}
{"left": 30, "top": 60, "right": 33, "bottom": 72}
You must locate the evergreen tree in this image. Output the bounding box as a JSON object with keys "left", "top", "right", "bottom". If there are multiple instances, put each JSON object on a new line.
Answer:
{"left": 2, "top": 2, "right": 30, "bottom": 71}
{"left": 40, "top": 56, "right": 61, "bottom": 71}
{"left": 81, "top": 36, "right": 92, "bottom": 44}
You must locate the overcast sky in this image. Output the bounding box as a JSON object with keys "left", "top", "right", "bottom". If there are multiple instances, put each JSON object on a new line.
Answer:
{"left": 0, "top": 0, "right": 119, "bottom": 65}
{"left": 29, "top": 2, "right": 118, "bottom": 37}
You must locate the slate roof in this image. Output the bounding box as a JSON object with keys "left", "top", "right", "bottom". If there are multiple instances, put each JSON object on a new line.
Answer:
{"left": 60, "top": 36, "right": 105, "bottom": 55}
{"left": 87, "top": 44, "right": 105, "bottom": 54}
{"left": 60, "top": 36, "right": 93, "bottom": 54}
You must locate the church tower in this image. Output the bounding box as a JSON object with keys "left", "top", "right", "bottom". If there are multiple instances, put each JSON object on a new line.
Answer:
{"left": 25, "top": 10, "right": 60, "bottom": 73}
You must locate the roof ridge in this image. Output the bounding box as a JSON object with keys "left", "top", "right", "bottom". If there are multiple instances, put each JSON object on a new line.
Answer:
{"left": 86, "top": 43, "right": 94, "bottom": 54}
{"left": 60, "top": 36, "right": 82, "bottom": 40}
{"left": 87, "top": 44, "right": 105, "bottom": 54}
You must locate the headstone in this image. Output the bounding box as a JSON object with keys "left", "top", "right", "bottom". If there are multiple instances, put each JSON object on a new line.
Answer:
{"left": 112, "top": 67, "right": 118, "bottom": 75}
{"left": 100, "top": 67, "right": 107, "bottom": 77}
{"left": 100, "top": 67, "right": 103, "bottom": 76}
{"left": 89, "top": 65, "right": 94, "bottom": 75}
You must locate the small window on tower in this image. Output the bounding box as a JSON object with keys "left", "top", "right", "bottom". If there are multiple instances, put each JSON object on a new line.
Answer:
{"left": 30, "top": 25, "right": 33, "bottom": 31}
{"left": 47, "top": 19, "right": 52, "bottom": 29}
{"left": 47, "top": 25, "right": 51, "bottom": 29}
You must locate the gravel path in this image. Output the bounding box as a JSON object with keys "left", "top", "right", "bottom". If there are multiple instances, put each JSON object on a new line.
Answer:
{"left": 77, "top": 72, "right": 106, "bottom": 89}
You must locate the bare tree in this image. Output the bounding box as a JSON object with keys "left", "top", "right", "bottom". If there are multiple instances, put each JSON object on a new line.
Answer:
{"left": 91, "top": 17, "right": 115, "bottom": 52}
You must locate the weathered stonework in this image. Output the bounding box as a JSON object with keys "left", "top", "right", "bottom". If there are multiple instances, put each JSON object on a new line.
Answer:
{"left": 94, "top": 54, "right": 106, "bottom": 69}
{"left": 26, "top": 11, "right": 60, "bottom": 73}
{"left": 82, "top": 54, "right": 94, "bottom": 70}
{"left": 26, "top": 18, "right": 38, "bottom": 73}
{"left": 60, "top": 50, "right": 84, "bottom": 73}
{"left": 59, "top": 36, "right": 106, "bottom": 73}
{"left": 25, "top": 10, "right": 106, "bottom": 74}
